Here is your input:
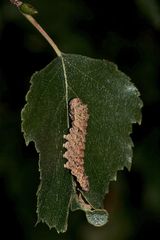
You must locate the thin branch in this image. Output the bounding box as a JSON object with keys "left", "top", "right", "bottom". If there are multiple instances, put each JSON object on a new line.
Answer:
{"left": 10, "top": 0, "right": 62, "bottom": 57}
{"left": 10, "top": 0, "right": 22, "bottom": 7}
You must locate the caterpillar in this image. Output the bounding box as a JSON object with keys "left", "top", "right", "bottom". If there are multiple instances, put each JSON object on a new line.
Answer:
{"left": 63, "top": 98, "right": 89, "bottom": 192}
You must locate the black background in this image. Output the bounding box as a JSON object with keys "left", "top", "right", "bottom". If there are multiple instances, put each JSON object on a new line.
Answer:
{"left": 0, "top": 0, "right": 160, "bottom": 239}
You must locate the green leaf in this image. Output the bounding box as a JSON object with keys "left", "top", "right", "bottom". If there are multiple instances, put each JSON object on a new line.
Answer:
{"left": 21, "top": 53, "right": 142, "bottom": 233}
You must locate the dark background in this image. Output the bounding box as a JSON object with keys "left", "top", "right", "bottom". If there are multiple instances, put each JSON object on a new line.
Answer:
{"left": 0, "top": 0, "right": 160, "bottom": 239}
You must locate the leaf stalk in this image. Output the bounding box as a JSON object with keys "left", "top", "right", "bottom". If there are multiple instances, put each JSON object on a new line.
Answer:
{"left": 23, "top": 14, "right": 62, "bottom": 57}
{"left": 10, "top": 0, "right": 62, "bottom": 57}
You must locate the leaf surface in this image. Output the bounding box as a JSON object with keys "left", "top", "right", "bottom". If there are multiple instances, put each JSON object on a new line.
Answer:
{"left": 21, "top": 53, "right": 142, "bottom": 232}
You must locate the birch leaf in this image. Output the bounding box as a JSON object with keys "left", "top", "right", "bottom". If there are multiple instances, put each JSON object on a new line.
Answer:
{"left": 21, "top": 53, "right": 142, "bottom": 233}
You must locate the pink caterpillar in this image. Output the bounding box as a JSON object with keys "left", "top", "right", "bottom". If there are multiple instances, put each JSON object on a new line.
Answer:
{"left": 63, "top": 98, "right": 89, "bottom": 192}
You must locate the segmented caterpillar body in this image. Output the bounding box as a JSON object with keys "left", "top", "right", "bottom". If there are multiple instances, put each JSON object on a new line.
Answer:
{"left": 63, "top": 98, "right": 89, "bottom": 191}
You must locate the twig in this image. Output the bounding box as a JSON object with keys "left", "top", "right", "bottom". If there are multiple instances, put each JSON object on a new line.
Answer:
{"left": 10, "top": 0, "right": 22, "bottom": 7}
{"left": 10, "top": 0, "right": 62, "bottom": 57}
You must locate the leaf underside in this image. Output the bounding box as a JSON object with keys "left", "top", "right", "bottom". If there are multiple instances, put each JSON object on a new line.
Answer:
{"left": 21, "top": 53, "right": 142, "bottom": 233}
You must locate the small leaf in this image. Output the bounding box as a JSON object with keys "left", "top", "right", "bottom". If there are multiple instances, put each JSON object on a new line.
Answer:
{"left": 21, "top": 53, "right": 142, "bottom": 232}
